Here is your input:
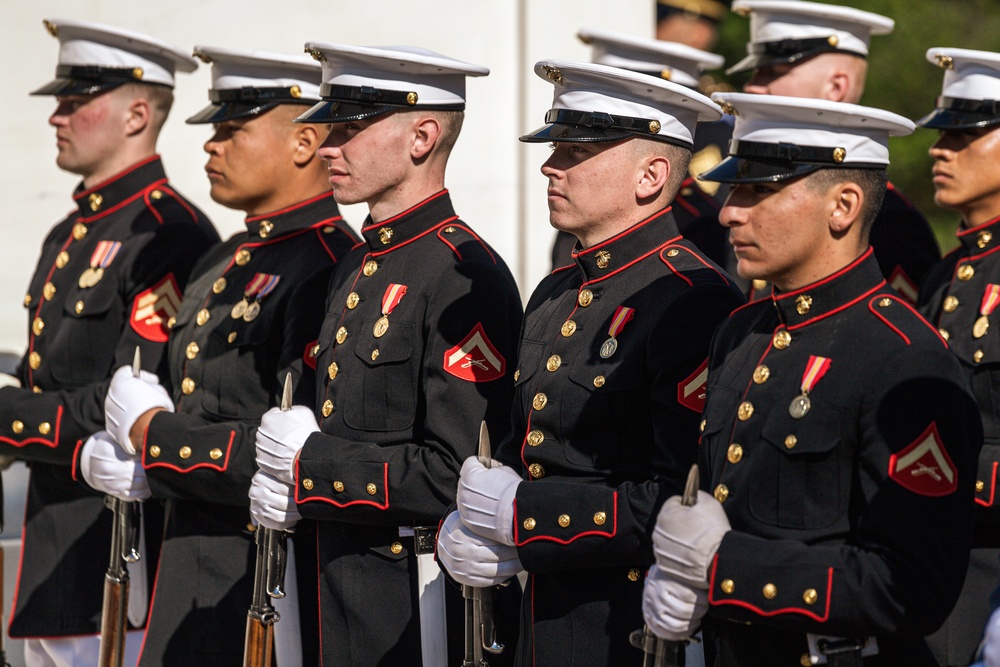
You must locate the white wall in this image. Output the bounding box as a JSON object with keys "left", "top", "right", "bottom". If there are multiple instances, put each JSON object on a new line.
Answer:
{"left": 0, "top": 0, "right": 654, "bottom": 355}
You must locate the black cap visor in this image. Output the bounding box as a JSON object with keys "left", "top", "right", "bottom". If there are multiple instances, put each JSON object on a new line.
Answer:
{"left": 294, "top": 99, "right": 398, "bottom": 123}
{"left": 699, "top": 156, "right": 824, "bottom": 183}
{"left": 30, "top": 65, "right": 153, "bottom": 97}
{"left": 916, "top": 97, "right": 1000, "bottom": 130}
{"left": 726, "top": 38, "right": 863, "bottom": 75}
{"left": 519, "top": 108, "right": 691, "bottom": 147}
{"left": 295, "top": 83, "right": 464, "bottom": 124}
{"left": 700, "top": 139, "right": 884, "bottom": 183}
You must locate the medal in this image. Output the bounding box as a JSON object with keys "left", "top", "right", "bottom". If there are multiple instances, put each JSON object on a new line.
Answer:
{"left": 78, "top": 268, "right": 97, "bottom": 288}
{"left": 789, "top": 355, "right": 832, "bottom": 420}
{"left": 974, "top": 284, "right": 1000, "bottom": 339}
{"left": 231, "top": 299, "right": 248, "bottom": 319}
{"left": 243, "top": 301, "right": 261, "bottom": 322}
{"left": 600, "top": 306, "right": 635, "bottom": 359}
{"left": 79, "top": 241, "right": 120, "bottom": 288}
{"left": 374, "top": 284, "right": 408, "bottom": 338}
{"left": 234, "top": 273, "right": 280, "bottom": 321}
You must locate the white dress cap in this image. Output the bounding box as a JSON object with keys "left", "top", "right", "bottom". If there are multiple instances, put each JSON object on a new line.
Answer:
{"left": 701, "top": 92, "right": 913, "bottom": 183}
{"left": 727, "top": 0, "right": 894, "bottom": 74}
{"left": 917, "top": 47, "right": 1000, "bottom": 129}
{"left": 187, "top": 46, "right": 322, "bottom": 124}
{"left": 295, "top": 42, "right": 488, "bottom": 123}
{"left": 577, "top": 27, "right": 725, "bottom": 89}
{"left": 520, "top": 59, "right": 721, "bottom": 147}
{"left": 32, "top": 18, "right": 197, "bottom": 95}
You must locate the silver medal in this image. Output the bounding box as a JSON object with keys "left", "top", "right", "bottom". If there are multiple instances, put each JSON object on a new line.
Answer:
{"left": 788, "top": 394, "right": 811, "bottom": 419}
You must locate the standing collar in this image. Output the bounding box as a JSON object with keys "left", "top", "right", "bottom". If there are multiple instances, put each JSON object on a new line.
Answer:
{"left": 73, "top": 155, "right": 166, "bottom": 219}
{"left": 771, "top": 249, "right": 885, "bottom": 328}
{"left": 360, "top": 190, "right": 456, "bottom": 252}
{"left": 572, "top": 207, "right": 680, "bottom": 282}
{"left": 957, "top": 213, "right": 1000, "bottom": 255}
{"left": 244, "top": 192, "right": 342, "bottom": 240}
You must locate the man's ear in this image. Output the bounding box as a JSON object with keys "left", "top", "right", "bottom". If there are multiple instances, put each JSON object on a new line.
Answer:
{"left": 411, "top": 116, "right": 442, "bottom": 160}
{"left": 829, "top": 181, "right": 864, "bottom": 234}
{"left": 292, "top": 123, "right": 323, "bottom": 166}
{"left": 124, "top": 97, "right": 151, "bottom": 136}
{"left": 822, "top": 70, "right": 851, "bottom": 103}
{"left": 636, "top": 155, "right": 671, "bottom": 201}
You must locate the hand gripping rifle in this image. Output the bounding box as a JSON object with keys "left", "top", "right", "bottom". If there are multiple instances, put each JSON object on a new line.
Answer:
{"left": 462, "top": 422, "right": 506, "bottom": 667}
{"left": 242, "top": 373, "right": 292, "bottom": 667}
{"left": 98, "top": 348, "right": 144, "bottom": 667}
{"left": 629, "top": 464, "right": 701, "bottom": 667}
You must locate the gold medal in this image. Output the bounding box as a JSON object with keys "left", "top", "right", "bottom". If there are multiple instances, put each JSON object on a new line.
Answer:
{"left": 373, "top": 315, "right": 389, "bottom": 338}
{"left": 599, "top": 337, "right": 618, "bottom": 359}
{"left": 231, "top": 299, "right": 248, "bottom": 319}
{"left": 243, "top": 301, "right": 261, "bottom": 322}
{"left": 788, "top": 393, "right": 811, "bottom": 419}
{"left": 92, "top": 267, "right": 104, "bottom": 285}
{"left": 974, "top": 315, "right": 990, "bottom": 339}
{"left": 78, "top": 268, "right": 96, "bottom": 288}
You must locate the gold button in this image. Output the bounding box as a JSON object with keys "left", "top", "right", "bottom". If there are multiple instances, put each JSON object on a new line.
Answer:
{"left": 975, "top": 349, "right": 985, "bottom": 363}
{"left": 532, "top": 393, "right": 548, "bottom": 411}
{"left": 752, "top": 365, "right": 770, "bottom": 384}
{"left": 346, "top": 292, "right": 360, "bottom": 309}
{"left": 795, "top": 294, "right": 812, "bottom": 315}
{"left": 150, "top": 189, "right": 163, "bottom": 200}
{"left": 784, "top": 435, "right": 798, "bottom": 450}
{"left": 303, "top": 478, "right": 314, "bottom": 491}
{"left": 32, "top": 386, "right": 42, "bottom": 394}
{"left": 149, "top": 445, "right": 161, "bottom": 457}
{"left": 197, "top": 309, "right": 211, "bottom": 326}
{"left": 527, "top": 430, "right": 544, "bottom": 446}
{"left": 322, "top": 399, "right": 334, "bottom": 417}
{"left": 979, "top": 231, "right": 993, "bottom": 248}
{"left": 593, "top": 512, "right": 606, "bottom": 525}
{"left": 578, "top": 289, "right": 594, "bottom": 307}
{"left": 38, "top": 422, "right": 51, "bottom": 435}
{"left": 700, "top": 418, "right": 706, "bottom": 433}
{"left": 56, "top": 251, "right": 70, "bottom": 269}
{"left": 333, "top": 481, "right": 344, "bottom": 492}
{"left": 977, "top": 480, "right": 986, "bottom": 493}
{"left": 12, "top": 421, "right": 23, "bottom": 434}
{"left": 186, "top": 342, "right": 200, "bottom": 360}
{"left": 958, "top": 264, "right": 975, "bottom": 281}
{"left": 593, "top": 375, "right": 606, "bottom": 388}
{"left": 32, "top": 317, "right": 44, "bottom": 336}
{"left": 247, "top": 521, "right": 257, "bottom": 533}
{"left": 235, "top": 249, "right": 252, "bottom": 266}
{"left": 74, "top": 300, "right": 84, "bottom": 314}
{"left": 513, "top": 370, "right": 520, "bottom": 381}
{"left": 23, "top": 294, "right": 31, "bottom": 307}
{"left": 666, "top": 248, "right": 680, "bottom": 258}
{"left": 371, "top": 349, "right": 380, "bottom": 361}
{"left": 390, "top": 542, "right": 403, "bottom": 554}
{"left": 378, "top": 227, "right": 393, "bottom": 245}
{"left": 444, "top": 226, "right": 456, "bottom": 234}
{"left": 167, "top": 316, "right": 177, "bottom": 329}
{"left": 801, "top": 654, "right": 812, "bottom": 667}
{"left": 878, "top": 298, "right": 892, "bottom": 308}
{"left": 772, "top": 330, "right": 791, "bottom": 349}
{"left": 182, "top": 377, "right": 196, "bottom": 395}
{"left": 714, "top": 484, "right": 729, "bottom": 503}
{"left": 721, "top": 579, "right": 735, "bottom": 594}
{"left": 363, "top": 260, "right": 378, "bottom": 277}
{"left": 208, "top": 448, "right": 223, "bottom": 460}
{"left": 328, "top": 362, "right": 339, "bottom": 380}
{"left": 561, "top": 320, "right": 577, "bottom": 337}
{"left": 72, "top": 222, "right": 88, "bottom": 240}
{"left": 28, "top": 352, "right": 41, "bottom": 370}
{"left": 727, "top": 444, "right": 743, "bottom": 464}
{"left": 803, "top": 588, "right": 818, "bottom": 605}
{"left": 336, "top": 327, "right": 348, "bottom": 344}
{"left": 366, "top": 483, "right": 377, "bottom": 495}
{"left": 311, "top": 344, "right": 320, "bottom": 358}
{"left": 43, "top": 282, "right": 56, "bottom": 300}
{"left": 737, "top": 401, "right": 754, "bottom": 421}
{"left": 523, "top": 517, "right": 536, "bottom": 531}
{"left": 546, "top": 355, "right": 561, "bottom": 372}
{"left": 179, "top": 446, "right": 192, "bottom": 459}
{"left": 212, "top": 277, "right": 227, "bottom": 294}
{"left": 557, "top": 514, "right": 571, "bottom": 528}
{"left": 528, "top": 463, "right": 545, "bottom": 479}
{"left": 762, "top": 583, "right": 777, "bottom": 600}
{"left": 943, "top": 295, "right": 959, "bottom": 313}
{"left": 939, "top": 328, "right": 950, "bottom": 341}
{"left": 752, "top": 279, "right": 768, "bottom": 291}
{"left": 259, "top": 220, "right": 274, "bottom": 238}
{"left": 627, "top": 568, "right": 641, "bottom": 582}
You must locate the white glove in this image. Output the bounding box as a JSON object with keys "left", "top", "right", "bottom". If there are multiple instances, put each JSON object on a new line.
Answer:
{"left": 437, "top": 511, "right": 522, "bottom": 587}
{"left": 983, "top": 607, "right": 1000, "bottom": 667}
{"left": 642, "top": 564, "right": 709, "bottom": 641}
{"left": 79, "top": 430, "right": 151, "bottom": 501}
{"left": 456, "top": 456, "right": 521, "bottom": 546}
{"left": 652, "top": 490, "right": 731, "bottom": 588}
{"left": 105, "top": 365, "right": 174, "bottom": 455}
{"left": 0, "top": 373, "right": 20, "bottom": 389}
{"left": 249, "top": 470, "right": 301, "bottom": 531}
{"left": 255, "top": 406, "right": 320, "bottom": 485}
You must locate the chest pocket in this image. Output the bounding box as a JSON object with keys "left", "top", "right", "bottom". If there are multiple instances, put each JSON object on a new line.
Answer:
{"left": 343, "top": 322, "right": 418, "bottom": 432}
{"left": 514, "top": 340, "right": 546, "bottom": 389}
{"left": 48, "top": 277, "right": 123, "bottom": 386}
{"left": 200, "top": 307, "right": 278, "bottom": 420}
{"left": 749, "top": 406, "right": 847, "bottom": 530}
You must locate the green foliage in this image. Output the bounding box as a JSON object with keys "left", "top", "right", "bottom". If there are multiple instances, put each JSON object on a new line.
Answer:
{"left": 712, "top": 0, "right": 1000, "bottom": 252}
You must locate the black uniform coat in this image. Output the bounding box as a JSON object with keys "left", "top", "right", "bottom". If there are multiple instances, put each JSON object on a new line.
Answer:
{"left": 294, "top": 190, "right": 523, "bottom": 666}
{"left": 126, "top": 193, "right": 358, "bottom": 666}
{"left": 496, "top": 208, "right": 744, "bottom": 666}
{"left": 701, "top": 251, "right": 982, "bottom": 666}
{"left": 0, "top": 156, "right": 218, "bottom": 637}
{"left": 919, "top": 214, "right": 1000, "bottom": 666}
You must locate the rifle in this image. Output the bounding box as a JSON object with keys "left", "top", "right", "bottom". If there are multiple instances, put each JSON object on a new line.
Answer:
{"left": 629, "top": 464, "right": 701, "bottom": 667}
{"left": 242, "top": 373, "right": 292, "bottom": 667}
{"left": 98, "top": 348, "right": 143, "bottom": 667}
{"left": 0, "top": 464, "right": 10, "bottom": 667}
{"left": 462, "top": 422, "right": 505, "bottom": 667}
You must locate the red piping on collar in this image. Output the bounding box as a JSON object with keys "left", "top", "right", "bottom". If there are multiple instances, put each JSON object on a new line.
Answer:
{"left": 956, "top": 212, "right": 1000, "bottom": 238}
{"left": 786, "top": 281, "right": 884, "bottom": 331}
{"left": 572, "top": 207, "right": 672, "bottom": 259}
{"left": 773, "top": 249, "right": 873, "bottom": 302}
{"left": 362, "top": 189, "right": 449, "bottom": 230}
{"left": 75, "top": 155, "right": 160, "bottom": 199}
{"left": 80, "top": 178, "right": 169, "bottom": 222}
{"left": 246, "top": 191, "right": 333, "bottom": 222}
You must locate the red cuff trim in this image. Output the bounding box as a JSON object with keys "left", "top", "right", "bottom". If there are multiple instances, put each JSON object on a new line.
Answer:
{"left": 295, "top": 461, "right": 390, "bottom": 510}
{"left": 512, "top": 492, "right": 617, "bottom": 546}
{"left": 71, "top": 439, "right": 83, "bottom": 481}
{"left": 141, "top": 429, "right": 236, "bottom": 473}
{"left": 0, "top": 405, "right": 62, "bottom": 449}
{"left": 707, "top": 553, "right": 833, "bottom": 622}
{"left": 977, "top": 461, "right": 999, "bottom": 508}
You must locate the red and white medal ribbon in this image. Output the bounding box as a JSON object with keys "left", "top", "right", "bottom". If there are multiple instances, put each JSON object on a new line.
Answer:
{"left": 374, "top": 284, "right": 407, "bottom": 338}
{"left": 789, "top": 355, "right": 831, "bottom": 419}
{"left": 91, "top": 240, "right": 121, "bottom": 269}
{"left": 600, "top": 306, "right": 635, "bottom": 359}
{"left": 974, "top": 284, "right": 1000, "bottom": 339}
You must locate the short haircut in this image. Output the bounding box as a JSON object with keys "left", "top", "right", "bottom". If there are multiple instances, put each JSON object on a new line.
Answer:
{"left": 119, "top": 82, "right": 174, "bottom": 134}
{"left": 807, "top": 167, "right": 887, "bottom": 239}
{"left": 428, "top": 110, "right": 465, "bottom": 158}
{"left": 628, "top": 138, "right": 692, "bottom": 201}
